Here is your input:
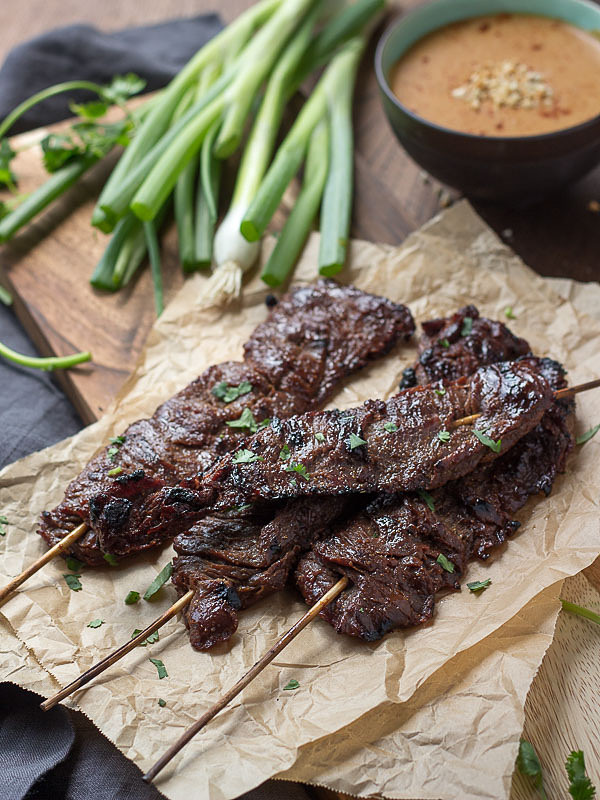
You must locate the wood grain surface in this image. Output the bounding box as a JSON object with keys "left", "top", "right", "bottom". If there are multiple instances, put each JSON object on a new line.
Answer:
{"left": 2, "top": 3, "right": 600, "bottom": 799}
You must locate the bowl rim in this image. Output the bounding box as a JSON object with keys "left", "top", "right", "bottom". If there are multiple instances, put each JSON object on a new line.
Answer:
{"left": 374, "top": 0, "right": 600, "bottom": 145}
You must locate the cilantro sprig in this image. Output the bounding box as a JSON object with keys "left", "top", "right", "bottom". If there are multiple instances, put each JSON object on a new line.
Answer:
{"left": 566, "top": 750, "right": 596, "bottom": 800}
{"left": 212, "top": 380, "right": 252, "bottom": 403}
{"left": 226, "top": 407, "right": 269, "bottom": 433}
{"left": 233, "top": 449, "right": 263, "bottom": 464}
{"left": 517, "top": 740, "right": 548, "bottom": 800}
{"left": 473, "top": 429, "right": 501, "bottom": 454}
{"left": 576, "top": 423, "right": 600, "bottom": 446}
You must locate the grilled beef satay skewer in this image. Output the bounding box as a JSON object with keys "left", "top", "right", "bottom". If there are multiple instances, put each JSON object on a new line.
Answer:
{"left": 38, "top": 374, "right": 597, "bottom": 707}
{"left": 0, "top": 282, "right": 413, "bottom": 604}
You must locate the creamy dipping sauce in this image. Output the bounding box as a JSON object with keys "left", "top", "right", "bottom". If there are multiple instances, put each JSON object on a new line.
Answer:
{"left": 390, "top": 14, "right": 600, "bottom": 137}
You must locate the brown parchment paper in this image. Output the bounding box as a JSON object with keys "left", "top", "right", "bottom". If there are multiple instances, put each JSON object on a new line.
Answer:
{"left": 1, "top": 201, "right": 600, "bottom": 800}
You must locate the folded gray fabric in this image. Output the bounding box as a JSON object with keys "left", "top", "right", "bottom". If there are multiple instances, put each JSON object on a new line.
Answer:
{"left": 0, "top": 14, "right": 310, "bottom": 800}
{"left": 0, "top": 16, "right": 222, "bottom": 133}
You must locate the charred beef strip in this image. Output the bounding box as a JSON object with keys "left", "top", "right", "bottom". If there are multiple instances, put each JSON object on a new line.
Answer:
{"left": 177, "top": 360, "right": 554, "bottom": 511}
{"left": 172, "top": 497, "right": 351, "bottom": 649}
{"left": 399, "top": 305, "right": 531, "bottom": 389}
{"left": 39, "top": 280, "right": 414, "bottom": 565}
{"left": 295, "top": 357, "right": 574, "bottom": 641}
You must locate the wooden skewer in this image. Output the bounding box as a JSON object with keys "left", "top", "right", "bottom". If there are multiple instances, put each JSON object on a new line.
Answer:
{"left": 41, "top": 589, "right": 194, "bottom": 711}
{"left": 449, "top": 378, "right": 600, "bottom": 431}
{"left": 142, "top": 576, "right": 349, "bottom": 784}
{"left": 0, "top": 522, "right": 88, "bottom": 604}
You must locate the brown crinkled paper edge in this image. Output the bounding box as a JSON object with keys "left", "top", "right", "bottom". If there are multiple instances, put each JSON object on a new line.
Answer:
{"left": 0, "top": 201, "right": 599, "bottom": 800}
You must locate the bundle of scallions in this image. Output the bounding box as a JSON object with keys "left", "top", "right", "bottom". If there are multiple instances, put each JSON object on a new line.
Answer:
{"left": 0, "top": 0, "right": 383, "bottom": 369}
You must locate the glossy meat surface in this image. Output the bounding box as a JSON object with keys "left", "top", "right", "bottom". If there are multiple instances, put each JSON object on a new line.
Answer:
{"left": 190, "top": 360, "right": 554, "bottom": 509}
{"left": 295, "top": 357, "right": 574, "bottom": 641}
{"left": 39, "top": 280, "right": 414, "bottom": 564}
{"left": 406, "top": 305, "right": 531, "bottom": 387}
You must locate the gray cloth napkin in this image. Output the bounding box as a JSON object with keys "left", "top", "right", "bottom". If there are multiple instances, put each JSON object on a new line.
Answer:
{"left": 0, "top": 15, "right": 313, "bottom": 800}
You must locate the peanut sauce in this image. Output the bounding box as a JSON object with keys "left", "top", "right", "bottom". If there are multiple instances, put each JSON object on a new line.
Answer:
{"left": 390, "top": 14, "right": 600, "bottom": 137}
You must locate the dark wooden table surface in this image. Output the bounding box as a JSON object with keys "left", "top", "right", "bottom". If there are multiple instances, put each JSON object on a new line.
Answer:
{"left": 5, "top": 0, "right": 600, "bottom": 285}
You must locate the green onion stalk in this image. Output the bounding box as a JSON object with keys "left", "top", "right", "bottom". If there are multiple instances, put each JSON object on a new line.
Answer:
{"left": 91, "top": 0, "right": 283, "bottom": 232}
{"left": 242, "top": 35, "right": 367, "bottom": 244}
{"left": 128, "top": 0, "right": 317, "bottom": 225}
{"left": 202, "top": 6, "right": 320, "bottom": 307}
{"left": 318, "top": 36, "right": 361, "bottom": 276}
{"left": 0, "top": 340, "right": 91, "bottom": 371}
{"left": 261, "top": 119, "right": 330, "bottom": 287}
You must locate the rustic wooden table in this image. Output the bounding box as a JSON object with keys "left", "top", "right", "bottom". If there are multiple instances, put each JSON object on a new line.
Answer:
{"left": 2, "top": 4, "right": 599, "bottom": 800}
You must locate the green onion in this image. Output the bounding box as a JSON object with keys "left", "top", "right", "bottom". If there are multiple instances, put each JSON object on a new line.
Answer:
{"left": 143, "top": 220, "right": 164, "bottom": 316}
{"left": 204, "top": 7, "right": 320, "bottom": 304}
{"left": 92, "top": 0, "right": 282, "bottom": 231}
{"left": 318, "top": 38, "right": 363, "bottom": 276}
{"left": 0, "top": 285, "right": 12, "bottom": 306}
{"left": 0, "top": 340, "right": 91, "bottom": 371}
{"left": 130, "top": 0, "right": 314, "bottom": 225}
{"left": 242, "top": 36, "right": 366, "bottom": 244}
{"left": 0, "top": 156, "right": 97, "bottom": 243}
{"left": 261, "top": 119, "right": 329, "bottom": 287}
{"left": 90, "top": 213, "right": 142, "bottom": 290}
{"left": 194, "top": 120, "right": 222, "bottom": 270}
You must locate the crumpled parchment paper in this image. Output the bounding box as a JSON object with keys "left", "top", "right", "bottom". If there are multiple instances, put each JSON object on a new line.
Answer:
{"left": 1, "top": 201, "right": 599, "bottom": 800}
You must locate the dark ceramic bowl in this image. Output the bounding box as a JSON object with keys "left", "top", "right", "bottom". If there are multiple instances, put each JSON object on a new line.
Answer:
{"left": 375, "top": 0, "right": 600, "bottom": 201}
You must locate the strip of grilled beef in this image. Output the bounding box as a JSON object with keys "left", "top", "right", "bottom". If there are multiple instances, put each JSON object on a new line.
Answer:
{"left": 169, "top": 360, "right": 554, "bottom": 514}
{"left": 169, "top": 310, "right": 559, "bottom": 651}
{"left": 399, "top": 304, "right": 531, "bottom": 389}
{"left": 295, "top": 357, "right": 574, "bottom": 641}
{"left": 39, "top": 280, "right": 414, "bottom": 565}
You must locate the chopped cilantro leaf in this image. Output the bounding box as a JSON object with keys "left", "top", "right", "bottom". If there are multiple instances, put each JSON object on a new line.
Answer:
{"left": 576, "top": 423, "right": 600, "bottom": 446}
{"left": 64, "top": 573, "right": 82, "bottom": 591}
{"left": 505, "top": 306, "right": 517, "bottom": 320}
{"left": 473, "top": 429, "right": 501, "bottom": 453}
{"left": 417, "top": 488, "right": 435, "bottom": 512}
{"left": 461, "top": 316, "right": 473, "bottom": 336}
{"left": 226, "top": 407, "right": 269, "bottom": 433}
{"left": 107, "top": 446, "right": 119, "bottom": 461}
{"left": 233, "top": 449, "right": 263, "bottom": 464}
{"left": 158, "top": 698, "right": 167, "bottom": 707}
{"left": 125, "top": 590, "right": 140, "bottom": 605}
{"left": 211, "top": 380, "right": 252, "bottom": 403}
{"left": 143, "top": 562, "right": 173, "bottom": 601}
{"left": 467, "top": 579, "right": 491, "bottom": 592}
{"left": 103, "top": 553, "right": 118, "bottom": 566}
{"left": 132, "top": 629, "right": 160, "bottom": 646}
{"left": 283, "top": 679, "right": 299, "bottom": 691}
{"left": 109, "top": 435, "right": 126, "bottom": 445}
{"left": 566, "top": 750, "right": 596, "bottom": 800}
{"left": 66, "top": 556, "right": 84, "bottom": 572}
{"left": 279, "top": 444, "right": 291, "bottom": 461}
{"left": 149, "top": 658, "right": 168, "bottom": 679}
{"left": 107, "top": 466, "right": 122, "bottom": 477}
{"left": 438, "top": 430, "right": 450, "bottom": 443}
{"left": 87, "top": 619, "right": 103, "bottom": 628}
{"left": 348, "top": 433, "right": 367, "bottom": 450}
{"left": 436, "top": 553, "right": 455, "bottom": 573}
{"left": 383, "top": 422, "right": 398, "bottom": 433}
{"left": 440, "top": 338, "right": 450, "bottom": 349}
{"left": 315, "top": 432, "right": 325, "bottom": 442}
{"left": 0, "top": 515, "right": 8, "bottom": 536}
{"left": 434, "top": 387, "right": 446, "bottom": 396}
{"left": 285, "top": 462, "right": 310, "bottom": 481}
{"left": 517, "top": 740, "right": 547, "bottom": 799}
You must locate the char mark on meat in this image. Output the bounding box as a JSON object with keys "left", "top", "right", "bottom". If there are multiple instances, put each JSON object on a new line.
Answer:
{"left": 413, "top": 305, "right": 530, "bottom": 386}
{"left": 190, "top": 360, "right": 554, "bottom": 510}
{"left": 295, "top": 356, "right": 574, "bottom": 642}
{"left": 39, "top": 280, "right": 414, "bottom": 565}
{"left": 172, "top": 497, "right": 351, "bottom": 649}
